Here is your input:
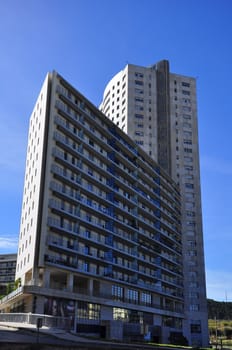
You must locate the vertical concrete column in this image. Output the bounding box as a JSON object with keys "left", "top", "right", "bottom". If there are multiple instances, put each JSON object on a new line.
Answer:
{"left": 88, "top": 278, "right": 93, "bottom": 296}
{"left": 43, "top": 269, "right": 50, "bottom": 288}
{"left": 36, "top": 295, "right": 46, "bottom": 314}
{"left": 32, "top": 267, "right": 41, "bottom": 286}
{"left": 101, "top": 305, "right": 113, "bottom": 320}
{"left": 67, "top": 273, "right": 74, "bottom": 292}
{"left": 153, "top": 314, "right": 162, "bottom": 326}
{"left": 74, "top": 300, "right": 78, "bottom": 333}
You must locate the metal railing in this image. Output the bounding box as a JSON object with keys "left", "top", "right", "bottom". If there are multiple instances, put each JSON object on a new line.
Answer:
{"left": 0, "top": 312, "right": 71, "bottom": 330}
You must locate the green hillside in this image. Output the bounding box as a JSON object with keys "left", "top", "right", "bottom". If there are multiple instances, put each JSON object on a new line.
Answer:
{"left": 208, "top": 299, "right": 232, "bottom": 344}
{"left": 207, "top": 299, "right": 232, "bottom": 320}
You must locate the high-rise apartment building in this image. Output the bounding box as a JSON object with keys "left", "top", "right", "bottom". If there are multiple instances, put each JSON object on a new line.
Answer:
{"left": 100, "top": 60, "right": 208, "bottom": 345}
{"left": 0, "top": 254, "right": 17, "bottom": 296}
{"left": 0, "top": 71, "right": 189, "bottom": 344}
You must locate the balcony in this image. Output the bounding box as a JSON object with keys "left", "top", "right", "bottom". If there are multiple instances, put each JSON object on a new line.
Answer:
{"left": 47, "top": 234, "right": 78, "bottom": 253}
{"left": 47, "top": 217, "right": 79, "bottom": 237}
{"left": 45, "top": 254, "right": 78, "bottom": 269}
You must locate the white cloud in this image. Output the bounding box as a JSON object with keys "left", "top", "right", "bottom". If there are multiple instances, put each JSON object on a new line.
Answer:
{"left": 206, "top": 269, "right": 232, "bottom": 302}
{"left": 0, "top": 236, "right": 18, "bottom": 252}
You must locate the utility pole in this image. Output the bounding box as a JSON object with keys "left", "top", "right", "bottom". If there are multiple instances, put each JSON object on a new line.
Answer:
{"left": 215, "top": 316, "right": 218, "bottom": 350}
{"left": 36, "top": 317, "right": 43, "bottom": 344}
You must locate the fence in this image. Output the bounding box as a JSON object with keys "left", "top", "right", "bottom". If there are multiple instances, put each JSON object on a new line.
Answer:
{"left": 0, "top": 312, "right": 71, "bottom": 330}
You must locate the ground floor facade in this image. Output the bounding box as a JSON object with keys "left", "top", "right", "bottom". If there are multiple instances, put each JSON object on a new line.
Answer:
{"left": 0, "top": 270, "right": 196, "bottom": 345}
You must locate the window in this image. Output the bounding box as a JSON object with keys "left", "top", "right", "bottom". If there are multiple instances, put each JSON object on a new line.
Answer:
{"left": 182, "top": 90, "right": 190, "bottom": 95}
{"left": 185, "top": 201, "right": 194, "bottom": 209}
{"left": 187, "top": 221, "right": 196, "bottom": 227}
{"left": 135, "top": 88, "right": 143, "bottom": 94}
{"left": 186, "top": 211, "right": 195, "bottom": 217}
{"left": 185, "top": 183, "right": 194, "bottom": 189}
{"left": 135, "top": 114, "right": 144, "bottom": 119}
{"left": 127, "top": 289, "right": 138, "bottom": 303}
{"left": 112, "top": 285, "right": 124, "bottom": 300}
{"left": 184, "top": 156, "right": 193, "bottom": 163}
{"left": 184, "top": 130, "right": 192, "bottom": 137}
{"left": 191, "top": 321, "right": 201, "bottom": 333}
{"left": 190, "top": 304, "right": 199, "bottom": 311}
{"left": 163, "top": 316, "right": 182, "bottom": 329}
{"left": 185, "top": 174, "right": 193, "bottom": 180}
{"left": 113, "top": 308, "right": 129, "bottom": 321}
{"left": 182, "top": 106, "right": 191, "bottom": 112}
{"left": 88, "top": 168, "right": 93, "bottom": 176}
{"left": 86, "top": 214, "right": 92, "bottom": 222}
{"left": 182, "top": 82, "right": 190, "bottom": 87}
{"left": 187, "top": 250, "right": 197, "bottom": 256}
{"left": 135, "top": 105, "right": 143, "bottom": 111}
{"left": 183, "top": 122, "right": 192, "bottom": 129}
{"left": 135, "top": 72, "right": 144, "bottom": 78}
{"left": 189, "top": 291, "right": 199, "bottom": 298}
{"left": 183, "top": 114, "right": 191, "bottom": 120}
{"left": 184, "top": 165, "right": 193, "bottom": 171}
{"left": 135, "top": 131, "right": 144, "bottom": 136}
{"left": 184, "top": 139, "right": 192, "bottom": 145}
{"left": 184, "top": 148, "right": 192, "bottom": 153}
{"left": 87, "top": 182, "right": 93, "bottom": 191}
{"left": 186, "top": 230, "right": 195, "bottom": 236}
{"left": 135, "top": 97, "right": 143, "bottom": 103}
{"left": 141, "top": 292, "right": 152, "bottom": 305}
{"left": 77, "top": 301, "right": 100, "bottom": 320}
{"left": 135, "top": 140, "right": 144, "bottom": 145}
{"left": 83, "top": 262, "right": 89, "bottom": 272}
{"left": 135, "top": 80, "right": 143, "bottom": 86}
{"left": 187, "top": 240, "right": 196, "bottom": 248}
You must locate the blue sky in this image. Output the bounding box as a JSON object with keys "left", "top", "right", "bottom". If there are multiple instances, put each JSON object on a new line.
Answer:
{"left": 1, "top": 0, "right": 232, "bottom": 301}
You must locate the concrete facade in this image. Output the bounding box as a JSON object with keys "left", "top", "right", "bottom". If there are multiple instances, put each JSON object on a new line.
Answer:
{"left": 100, "top": 60, "right": 208, "bottom": 346}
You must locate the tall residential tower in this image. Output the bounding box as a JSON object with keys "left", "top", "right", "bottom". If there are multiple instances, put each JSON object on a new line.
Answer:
{"left": 1, "top": 71, "right": 187, "bottom": 344}
{"left": 100, "top": 60, "right": 208, "bottom": 346}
